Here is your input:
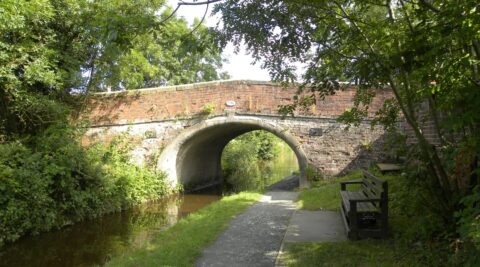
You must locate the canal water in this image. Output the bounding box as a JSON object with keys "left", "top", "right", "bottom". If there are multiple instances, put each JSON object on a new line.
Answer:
{"left": 257, "top": 142, "right": 300, "bottom": 189}
{"left": 0, "top": 194, "right": 221, "bottom": 267}
{"left": 0, "top": 143, "right": 298, "bottom": 267}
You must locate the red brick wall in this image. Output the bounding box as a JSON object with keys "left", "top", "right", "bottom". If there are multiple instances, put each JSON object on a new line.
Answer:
{"left": 83, "top": 80, "right": 394, "bottom": 126}
{"left": 401, "top": 101, "right": 442, "bottom": 146}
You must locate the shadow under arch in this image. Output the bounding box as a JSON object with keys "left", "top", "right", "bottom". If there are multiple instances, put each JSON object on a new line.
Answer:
{"left": 158, "top": 115, "right": 309, "bottom": 189}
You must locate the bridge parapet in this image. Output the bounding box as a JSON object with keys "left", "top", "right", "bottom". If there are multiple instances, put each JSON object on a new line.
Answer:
{"left": 83, "top": 80, "right": 392, "bottom": 126}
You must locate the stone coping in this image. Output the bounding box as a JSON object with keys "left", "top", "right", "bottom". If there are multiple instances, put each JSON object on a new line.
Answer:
{"left": 92, "top": 80, "right": 279, "bottom": 96}
{"left": 85, "top": 112, "right": 381, "bottom": 128}
{"left": 91, "top": 80, "right": 390, "bottom": 97}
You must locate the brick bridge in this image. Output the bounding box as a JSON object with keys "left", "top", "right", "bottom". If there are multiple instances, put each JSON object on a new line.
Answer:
{"left": 83, "top": 80, "right": 393, "bottom": 188}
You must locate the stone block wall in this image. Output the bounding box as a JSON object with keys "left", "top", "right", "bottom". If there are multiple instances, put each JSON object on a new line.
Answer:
{"left": 84, "top": 115, "right": 388, "bottom": 178}
{"left": 271, "top": 117, "right": 388, "bottom": 176}
{"left": 83, "top": 80, "right": 393, "bottom": 126}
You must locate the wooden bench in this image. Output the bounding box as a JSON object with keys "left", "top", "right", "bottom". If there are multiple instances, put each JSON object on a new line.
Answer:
{"left": 340, "top": 170, "right": 388, "bottom": 240}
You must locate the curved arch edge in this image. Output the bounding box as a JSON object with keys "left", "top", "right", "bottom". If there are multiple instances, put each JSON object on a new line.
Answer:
{"left": 157, "top": 116, "right": 309, "bottom": 189}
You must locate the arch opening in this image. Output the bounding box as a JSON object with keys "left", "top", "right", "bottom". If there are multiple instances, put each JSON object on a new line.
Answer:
{"left": 158, "top": 117, "right": 309, "bottom": 190}
{"left": 221, "top": 130, "right": 299, "bottom": 192}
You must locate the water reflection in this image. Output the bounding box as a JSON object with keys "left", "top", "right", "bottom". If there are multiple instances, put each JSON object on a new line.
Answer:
{"left": 0, "top": 194, "right": 220, "bottom": 267}
{"left": 259, "top": 143, "right": 299, "bottom": 189}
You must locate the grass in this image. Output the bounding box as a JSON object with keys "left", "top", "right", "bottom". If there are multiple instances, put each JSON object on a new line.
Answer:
{"left": 281, "top": 241, "right": 398, "bottom": 267}
{"left": 105, "top": 192, "right": 262, "bottom": 267}
{"left": 280, "top": 240, "right": 442, "bottom": 267}
{"left": 282, "top": 170, "right": 446, "bottom": 267}
{"left": 297, "top": 170, "right": 363, "bottom": 210}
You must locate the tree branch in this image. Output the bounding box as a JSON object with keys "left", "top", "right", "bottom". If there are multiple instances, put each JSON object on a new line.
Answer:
{"left": 157, "top": 0, "right": 221, "bottom": 28}
{"left": 427, "top": 95, "right": 447, "bottom": 146}
{"left": 178, "top": 0, "right": 223, "bottom": 6}
{"left": 158, "top": 5, "right": 181, "bottom": 25}
{"left": 334, "top": 2, "right": 377, "bottom": 55}
{"left": 399, "top": 0, "right": 415, "bottom": 33}
{"left": 187, "top": 1, "right": 210, "bottom": 36}
{"left": 387, "top": 0, "right": 451, "bottom": 196}
{"left": 473, "top": 41, "right": 480, "bottom": 61}
{"left": 388, "top": 74, "right": 451, "bottom": 198}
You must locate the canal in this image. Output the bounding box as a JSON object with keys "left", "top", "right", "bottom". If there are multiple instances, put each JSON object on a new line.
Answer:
{"left": 0, "top": 140, "right": 298, "bottom": 267}
{"left": 0, "top": 194, "right": 221, "bottom": 267}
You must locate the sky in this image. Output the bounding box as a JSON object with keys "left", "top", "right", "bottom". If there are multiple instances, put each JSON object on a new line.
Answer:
{"left": 167, "top": 1, "right": 271, "bottom": 81}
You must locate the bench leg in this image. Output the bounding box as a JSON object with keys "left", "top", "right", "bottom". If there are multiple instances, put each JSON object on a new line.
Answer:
{"left": 380, "top": 203, "right": 388, "bottom": 238}
{"left": 349, "top": 201, "right": 359, "bottom": 240}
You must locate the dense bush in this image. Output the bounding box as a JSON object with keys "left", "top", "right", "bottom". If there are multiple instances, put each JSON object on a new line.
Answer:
{"left": 454, "top": 188, "right": 480, "bottom": 265}
{"left": 87, "top": 132, "right": 171, "bottom": 207}
{"left": 221, "top": 131, "right": 284, "bottom": 192}
{"left": 373, "top": 167, "right": 479, "bottom": 266}
{"left": 222, "top": 140, "right": 261, "bottom": 192}
{"left": 0, "top": 125, "right": 170, "bottom": 247}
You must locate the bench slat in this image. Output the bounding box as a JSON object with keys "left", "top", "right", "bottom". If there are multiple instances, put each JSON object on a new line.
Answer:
{"left": 362, "top": 177, "right": 381, "bottom": 196}
{"left": 363, "top": 170, "right": 386, "bottom": 186}
{"left": 362, "top": 184, "right": 379, "bottom": 200}
{"left": 340, "top": 191, "right": 378, "bottom": 212}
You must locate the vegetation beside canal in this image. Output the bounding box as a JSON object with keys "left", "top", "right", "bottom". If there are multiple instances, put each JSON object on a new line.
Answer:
{"left": 221, "top": 130, "right": 298, "bottom": 192}
{"left": 282, "top": 170, "right": 471, "bottom": 266}
{"left": 0, "top": 130, "right": 172, "bottom": 247}
{"left": 105, "top": 192, "right": 262, "bottom": 267}
{"left": 0, "top": 0, "right": 228, "bottom": 248}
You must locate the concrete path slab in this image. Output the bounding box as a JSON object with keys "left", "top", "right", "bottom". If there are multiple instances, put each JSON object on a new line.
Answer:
{"left": 195, "top": 191, "right": 298, "bottom": 267}
{"left": 284, "top": 210, "right": 346, "bottom": 242}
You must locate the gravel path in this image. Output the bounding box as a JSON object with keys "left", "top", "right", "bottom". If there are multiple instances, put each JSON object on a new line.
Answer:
{"left": 195, "top": 181, "right": 298, "bottom": 267}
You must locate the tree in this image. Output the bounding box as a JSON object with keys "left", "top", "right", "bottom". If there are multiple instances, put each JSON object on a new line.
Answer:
{"left": 86, "top": 8, "right": 229, "bottom": 91}
{"left": 213, "top": 0, "right": 479, "bottom": 223}
{"left": 0, "top": 0, "right": 228, "bottom": 136}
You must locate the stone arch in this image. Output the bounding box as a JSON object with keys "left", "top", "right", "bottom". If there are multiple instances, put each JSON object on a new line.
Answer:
{"left": 157, "top": 116, "right": 309, "bottom": 189}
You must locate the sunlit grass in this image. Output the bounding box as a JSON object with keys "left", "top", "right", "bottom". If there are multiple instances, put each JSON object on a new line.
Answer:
{"left": 105, "top": 192, "right": 262, "bottom": 267}
{"left": 297, "top": 170, "right": 363, "bottom": 210}
{"left": 280, "top": 240, "right": 441, "bottom": 267}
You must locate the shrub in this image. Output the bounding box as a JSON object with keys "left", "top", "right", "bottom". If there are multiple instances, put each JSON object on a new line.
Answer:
{"left": 221, "top": 131, "right": 286, "bottom": 192}
{"left": 454, "top": 188, "right": 480, "bottom": 265}
{"left": 222, "top": 139, "right": 258, "bottom": 191}
{"left": 0, "top": 142, "right": 57, "bottom": 246}
{"left": 144, "top": 129, "right": 157, "bottom": 139}
{"left": 305, "top": 165, "right": 322, "bottom": 182}
{"left": 0, "top": 125, "right": 170, "bottom": 247}
{"left": 200, "top": 103, "right": 215, "bottom": 115}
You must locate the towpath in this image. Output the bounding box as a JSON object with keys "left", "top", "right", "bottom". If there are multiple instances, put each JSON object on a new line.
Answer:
{"left": 195, "top": 175, "right": 347, "bottom": 267}
{"left": 195, "top": 176, "right": 299, "bottom": 267}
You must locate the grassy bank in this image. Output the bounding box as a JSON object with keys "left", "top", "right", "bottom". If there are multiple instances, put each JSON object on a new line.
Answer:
{"left": 281, "top": 170, "right": 448, "bottom": 267}
{"left": 106, "top": 192, "right": 262, "bottom": 266}
{"left": 297, "top": 170, "right": 363, "bottom": 211}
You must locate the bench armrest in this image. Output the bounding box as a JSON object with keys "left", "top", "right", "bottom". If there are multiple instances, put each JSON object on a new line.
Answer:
{"left": 340, "top": 179, "right": 363, "bottom": 190}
